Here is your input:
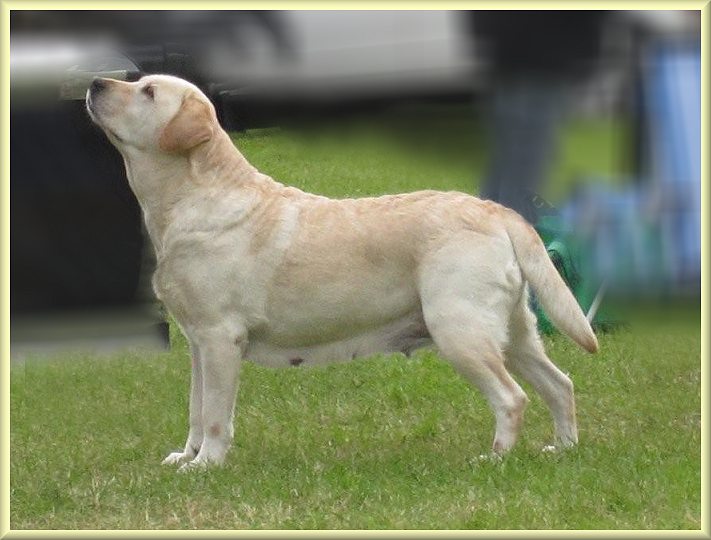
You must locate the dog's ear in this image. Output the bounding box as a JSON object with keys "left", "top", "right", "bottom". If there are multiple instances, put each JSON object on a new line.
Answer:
{"left": 159, "top": 94, "right": 214, "bottom": 154}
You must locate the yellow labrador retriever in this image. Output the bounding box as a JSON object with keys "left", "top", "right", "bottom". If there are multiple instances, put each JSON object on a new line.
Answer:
{"left": 86, "top": 74, "right": 597, "bottom": 472}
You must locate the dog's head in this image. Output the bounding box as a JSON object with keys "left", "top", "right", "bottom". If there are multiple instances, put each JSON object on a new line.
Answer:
{"left": 86, "top": 74, "right": 215, "bottom": 154}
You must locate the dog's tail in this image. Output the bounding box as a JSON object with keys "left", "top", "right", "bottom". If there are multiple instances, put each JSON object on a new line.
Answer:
{"left": 504, "top": 210, "right": 598, "bottom": 353}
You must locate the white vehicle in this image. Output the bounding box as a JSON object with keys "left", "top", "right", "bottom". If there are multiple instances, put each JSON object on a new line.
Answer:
{"left": 208, "top": 11, "right": 479, "bottom": 99}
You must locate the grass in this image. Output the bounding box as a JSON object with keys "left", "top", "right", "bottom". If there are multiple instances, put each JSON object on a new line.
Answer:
{"left": 10, "top": 108, "right": 700, "bottom": 530}
{"left": 233, "top": 104, "right": 630, "bottom": 202}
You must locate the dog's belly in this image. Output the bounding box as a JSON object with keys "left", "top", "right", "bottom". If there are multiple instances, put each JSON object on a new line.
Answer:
{"left": 245, "top": 313, "right": 431, "bottom": 368}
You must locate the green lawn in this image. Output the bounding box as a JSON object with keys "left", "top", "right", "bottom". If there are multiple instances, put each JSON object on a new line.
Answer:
{"left": 10, "top": 110, "right": 700, "bottom": 529}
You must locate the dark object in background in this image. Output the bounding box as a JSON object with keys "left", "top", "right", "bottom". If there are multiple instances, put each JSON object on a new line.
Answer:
{"left": 466, "top": 11, "right": 607, "bottom": 223}
{"left": 467, "top": 11, "right": 607, "bottom": 80}
{"left": 11, "top": 100, "right": 142, "bottom": 313}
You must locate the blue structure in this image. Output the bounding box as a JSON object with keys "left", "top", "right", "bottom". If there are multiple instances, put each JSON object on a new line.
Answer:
{"left": 559, "top": 40, "right": 701, "bottom": 297}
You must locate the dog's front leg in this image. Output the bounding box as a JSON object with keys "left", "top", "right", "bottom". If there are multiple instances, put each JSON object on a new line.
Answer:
{"left": 177, "top": 328, "right": 244, "bottom": 472}
{"left": 162, "top": 345, "right": 204, "bottom": 466}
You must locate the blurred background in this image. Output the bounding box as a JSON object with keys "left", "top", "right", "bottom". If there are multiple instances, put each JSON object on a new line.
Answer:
{"left": 9, "top": 10, "right": 701, "bottom": 359}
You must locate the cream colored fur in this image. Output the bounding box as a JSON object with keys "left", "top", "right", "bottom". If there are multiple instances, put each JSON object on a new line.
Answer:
{"left": 87, "top": 74, "right": 598, "bottom": 472}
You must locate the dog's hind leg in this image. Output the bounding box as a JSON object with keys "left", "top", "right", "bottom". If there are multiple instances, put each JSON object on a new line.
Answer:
{"left": 420, "top": 238, "right": 529, "bottom": 454}
{"left": 427, "top": 311, "right": 529, "bottom": 454}
{"left": 420, "top": 292, "right": 527, "bottom": 451}
{"left": 505, "top": 294, "right": 578, "bottom": 449}
{"left": 162, "top": 340, "right": 204, "bottom": 466}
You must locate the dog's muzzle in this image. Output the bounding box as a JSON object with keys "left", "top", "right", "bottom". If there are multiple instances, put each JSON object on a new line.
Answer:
{"left": 86, "top": 78, "right": 108, "bottom": 114}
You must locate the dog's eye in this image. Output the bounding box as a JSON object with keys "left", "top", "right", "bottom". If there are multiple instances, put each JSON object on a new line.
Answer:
{"left": 142, "top": 85, "right": 155, "bottom": 100}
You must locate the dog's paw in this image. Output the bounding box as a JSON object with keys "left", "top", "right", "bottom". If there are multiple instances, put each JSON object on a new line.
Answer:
{"left": 541, "top": 445, "right": 558, "bottom": 453}
{"left": 162, "top": 451, "right": 193, "bottom": 466}
{"left": 177, "top": 457, "right": 211, "bottom": 474}
{"left": 473, "top": 452, "right": 503, "bottom": 464}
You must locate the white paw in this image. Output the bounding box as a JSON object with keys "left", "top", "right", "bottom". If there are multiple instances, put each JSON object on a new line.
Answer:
{"left": 475, "top": 452, "right": 503, "bottom": 463}
{"left": 162, "top": 451, "right": 193, "bottom": 466}
{"left": 542, "top": 445, "right": 558, "bottom": 453}
{"left": 177, "top": 457, "right": 211, "bottom": 474}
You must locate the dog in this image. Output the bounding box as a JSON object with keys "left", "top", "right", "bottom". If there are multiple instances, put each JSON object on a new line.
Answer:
{"left": 86, "top": 74, "right": 598, "bottom": 472}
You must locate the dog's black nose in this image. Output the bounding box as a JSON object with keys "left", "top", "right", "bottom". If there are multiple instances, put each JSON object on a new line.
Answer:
{"left": 90, "top": 78, "right": 107, "bottom": 95}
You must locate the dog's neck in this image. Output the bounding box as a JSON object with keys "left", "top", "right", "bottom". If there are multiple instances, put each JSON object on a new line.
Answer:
{"left": 120, "top": 129, "right": 276, "bottom": 255}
